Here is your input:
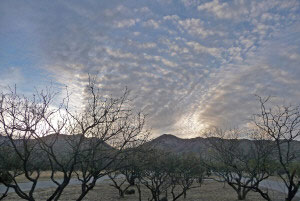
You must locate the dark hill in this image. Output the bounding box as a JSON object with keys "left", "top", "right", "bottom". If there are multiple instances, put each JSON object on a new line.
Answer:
{"left": 148, "top": 134, "right": 300, "bottom": 157}
{"left": 149, "top": 134, "right": 209, "bottom": 154}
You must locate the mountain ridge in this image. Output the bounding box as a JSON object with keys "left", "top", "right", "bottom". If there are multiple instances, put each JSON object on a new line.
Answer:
{"left": 149, "top": 133, "right": 300, "bottom": 155}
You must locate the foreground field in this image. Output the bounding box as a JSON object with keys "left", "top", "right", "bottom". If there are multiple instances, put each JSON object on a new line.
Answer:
{"left": 4, "top": 180, "right": 291, "bottom": 201}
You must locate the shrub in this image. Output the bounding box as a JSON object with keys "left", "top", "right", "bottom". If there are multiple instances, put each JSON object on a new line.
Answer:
{"left": 124, "top": 189, "right": 135, "bottom": 195}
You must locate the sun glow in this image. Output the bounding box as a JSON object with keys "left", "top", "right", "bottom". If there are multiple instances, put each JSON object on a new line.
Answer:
{"left": 174, "top": 112, "right": 209, "bottom": 138}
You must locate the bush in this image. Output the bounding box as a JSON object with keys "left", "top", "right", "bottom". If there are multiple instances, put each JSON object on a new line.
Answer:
{"left": 0, "top": 171, "right": 12, "bottom": 184}
{"left": 124, "top": 189, "right": 135, "bottom": 195}
{"left": 160, "top": 197, "right": 168, "bottom": 201}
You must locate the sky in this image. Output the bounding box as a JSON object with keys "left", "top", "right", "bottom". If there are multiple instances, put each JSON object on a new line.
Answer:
{"left": 1, "top": 0, "right": 300, "bottom": 137}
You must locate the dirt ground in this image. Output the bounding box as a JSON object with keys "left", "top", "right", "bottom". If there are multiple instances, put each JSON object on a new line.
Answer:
{"left": 15, "top": 171, "right": 66, "bottom": 182}
{"left": 4, "top": 180, "right": 293, "bottom": 201}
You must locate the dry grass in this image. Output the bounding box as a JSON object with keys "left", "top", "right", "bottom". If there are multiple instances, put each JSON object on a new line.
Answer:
{"left": 4, "top": 180, "right": 293, "bottom": 201}
{"left": 15, "top": 171, "right": 64, "bottom": 183}
{"left": 15, "top": 171, "right": 81, "bottom": 183}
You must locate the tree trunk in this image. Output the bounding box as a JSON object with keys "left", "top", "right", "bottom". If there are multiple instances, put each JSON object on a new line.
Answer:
{"left": 285, "top": 193, "right": 295, "bottom": 201}
{"left": 119, "top": 188, "right": 124, "bottom": 198}
{"left": 0, "top": 187, "right": 8, "bottom": 200}
{"left": 136, "top": 185, "right": 142, "bottom": 201}
{"left": 76, "top": 183, "right": 95, "bottom": 201}
{"left": 237, "top": 190, "right": 246, "bottom": 200}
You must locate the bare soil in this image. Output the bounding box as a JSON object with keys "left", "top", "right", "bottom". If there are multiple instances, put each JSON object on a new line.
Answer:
{"left": 4, "top": 179, "right": 293, "bottom": 201}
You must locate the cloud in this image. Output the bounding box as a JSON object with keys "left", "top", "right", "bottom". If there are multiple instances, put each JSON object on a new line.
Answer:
{"left": 197, "top": 0, "right": 249, "bottom": 20}
{"left": 105, "top": 48, "right": 139, "bottom": 59}
{"left": 142, "top": 19, "right": 160, "bottom": 29}
{"left": 127, "top": 40, "right": 157, "bottom": 49}
{"left": 196, "top": 24, "right": 300, "bottom": 129}
{"left": 114, "top": 18, "right": 140, "bottom": 28}
{"left": 2, "top": 0, "right": 299, "bottom": 138}
{"left": 181, "top": 0, "right": 202, "bottom": 7}
{"left": 177, "top": 18, "right": 223, "bottom": 37}
{"left": 163, "top": 15, "right": 179, "bottom": 21}
{"left": 0, "top": 67, "right": 24, "bottom": 89}
{"left": 186, "top": 41, "right": 223, "bottom": 58}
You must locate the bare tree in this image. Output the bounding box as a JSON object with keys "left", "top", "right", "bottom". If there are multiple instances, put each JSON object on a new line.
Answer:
{"left": 107, "top": 145, "right": 150, "bottom": 198}
{"left": 0, "top": 88, "right": 57, "bottom": 201}
{"left": 0, "top": 79, "right": 148, "bottom": 201}
{"left": 205, "top": 128, "right": 274, "bottom": 200}
{"left": 125, "top": 146, "right": 151, "bottom": 201}
{"left": 66, "top": 80, "right": 148, "bottom": 201}
{"left": 139, "top": 150, "right": 171, "bottom": 201}
{"left": 0, "top": 86, "right": 87, "bottom": 201}
{"left": 136, "top": 149, "right": 205, "bottom": 201}
{"left": 168, "top": 153, "right": 205, "bottom": 201}
{"left": 108, "top": 171, "right": 130, "bottom": 198}
{"left": 254, "top": 96, "right": 300, "bottom": 201}
{"left": 0, "top": 136, "right": 10, "bottom": 200}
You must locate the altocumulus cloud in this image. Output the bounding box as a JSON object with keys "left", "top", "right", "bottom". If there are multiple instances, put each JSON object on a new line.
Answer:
{"left": 1, "top": 0, "right": 300, "bottom": 137}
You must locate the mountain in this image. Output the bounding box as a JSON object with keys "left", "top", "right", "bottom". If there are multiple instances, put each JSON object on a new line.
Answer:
{"left": 148, "top": 134, "right": 209, "bottom": 154}
{"left": 2, "top": 133, "right": 300, "bottom": 156}
{"left": 148, "top": 134, "right": 300, "bottom": 156}
{"left": 0, "top": 134, "right": 114, "bottom": 154}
